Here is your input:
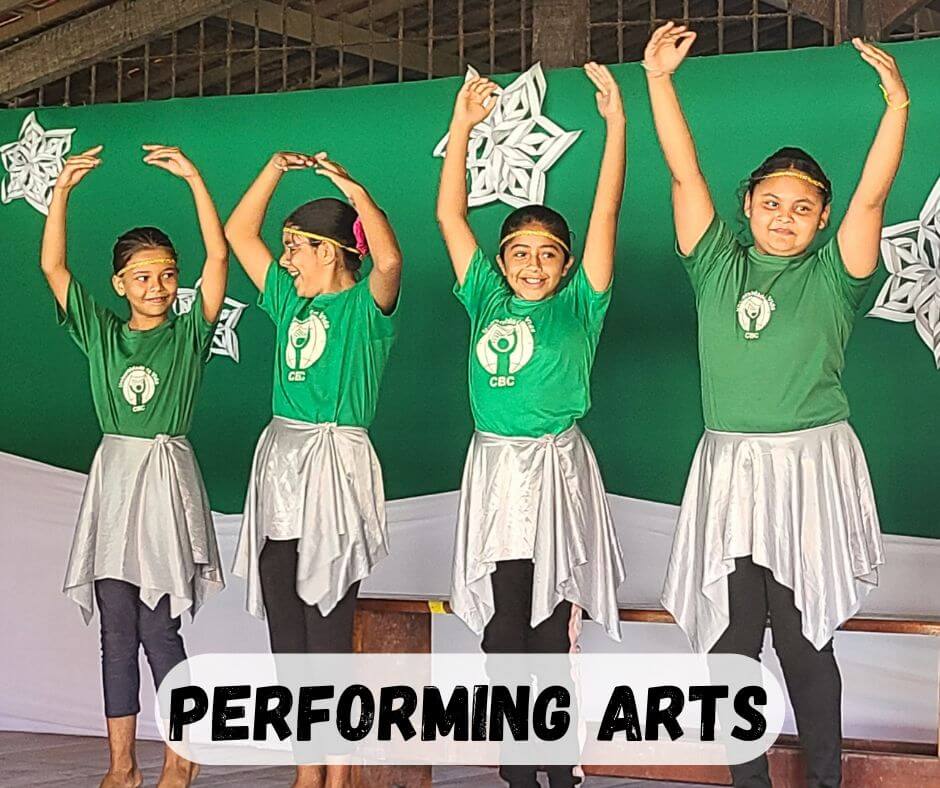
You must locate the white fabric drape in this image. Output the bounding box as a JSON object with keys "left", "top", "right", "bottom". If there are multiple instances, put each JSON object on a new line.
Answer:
{"left": 0, "top": 450, "right": 937, "bottom": 743}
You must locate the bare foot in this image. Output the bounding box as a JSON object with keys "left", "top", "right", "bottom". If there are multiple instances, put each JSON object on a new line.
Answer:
{"left": 99, "top": 766, "right": 143, "bottom": 788}
{"left": 325, "top": 763, "right": 353, "bottom": 788}
{"left": 156, "top": 749, "right": 200, "bottom": 788}
{"left": 102, "top": 715, "right": 141, "bottom": 788}
{"left": 292, "top": 764, "right": 326, "bottom": 787}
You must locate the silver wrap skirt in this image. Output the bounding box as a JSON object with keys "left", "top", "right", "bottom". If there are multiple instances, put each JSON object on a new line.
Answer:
{"left": 451, "top": 425, "right": 626, "bottom": 641}
{"left": 63, "top": 433, "right": 224, "bottom": 624}
{"left": 663, "top": 420, "right": 885, "bottom": 653}
{"left": 233, "top": 416, "right": 389, "bottom": 620}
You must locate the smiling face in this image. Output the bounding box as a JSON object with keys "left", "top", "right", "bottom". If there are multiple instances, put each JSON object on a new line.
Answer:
{"left": 496, "top": 227, "right": 573, "bottom": 301}
{"left": 112, "top": 247, "right": 179, "bottom": 319}
{"left": 745, "top": 173, "right": 831, "bottom": 257}
{"left": 279, "top": 227, "right": 351, "bottom": 297}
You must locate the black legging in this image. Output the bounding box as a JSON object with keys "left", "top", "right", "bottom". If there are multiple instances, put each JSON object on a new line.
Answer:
{"left": 712, "top": 556, "right": 842, "bottom": 788}
{"left": 259, "top": 538, "right": 360, "bottom": 653}
{"left": 481, "top": 559, "right": 580, "bottom": 788}
{"left": 95, "top": 579, "right": 187, "bottom": 718}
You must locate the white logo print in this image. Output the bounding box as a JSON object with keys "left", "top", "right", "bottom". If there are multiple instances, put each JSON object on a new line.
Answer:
{"left": 737, "top": 291, "right": 776, "bottom": 340}
{"left": 119, "top": 366, "right": 160, "bottom": 412}
{"left": 476, "top": 318, "right": 535, "bottom": 388}
{"left": 286, "top": 312, "right": 329, "bottom": 382}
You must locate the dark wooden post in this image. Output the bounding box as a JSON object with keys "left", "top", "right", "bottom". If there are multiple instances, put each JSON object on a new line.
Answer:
{"left": 531, "top": 0, "right": 590, "bottom": 69}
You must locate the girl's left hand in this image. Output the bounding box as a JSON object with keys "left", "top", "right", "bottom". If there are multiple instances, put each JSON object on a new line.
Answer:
{"left": 852, "top": 38, "right": 908, "bottom": 105}
{"left": 313, "top": 152, "right": 362, "bottom": 199}
{"left": 584, "top": 62, "right": 625, "bottom": 121}
{"left": 142, "top": 145, "right": 200, "bottom": 179}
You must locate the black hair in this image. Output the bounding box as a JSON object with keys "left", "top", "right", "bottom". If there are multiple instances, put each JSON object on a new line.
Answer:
{"left": 112, "top": 227, "right": 176, "bottom": 275}
{"left": 498, "top": 204, "right": 572, "bottom": 261}
{"left": 745, "top": 147, "right": 833, "bottom": 206}
{"left": 284, "top": 197, "right": 361, "bottom": 278}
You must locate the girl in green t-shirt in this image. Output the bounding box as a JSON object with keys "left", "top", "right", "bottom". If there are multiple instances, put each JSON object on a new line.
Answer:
{"left": 437, "top": 64, "right": 627, "bottom": 788}
{"left": 41, "top": 144, "right": 229, "bottom": 788}
{"left": 226, "top": 151, "right": 402, "bottom": 788}
{"left": 644, "top": 22, "right": 909, "bottom": 787}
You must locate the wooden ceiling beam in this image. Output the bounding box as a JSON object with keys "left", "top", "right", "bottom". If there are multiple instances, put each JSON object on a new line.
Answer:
{"left": 0, "top": 0, "right": 244, "bottom": 99}
{"left": 227, "top": 0, "right": 461, "bottom": 74}
{"left": 0, "top": 0, "right": 105, "bottom": 47}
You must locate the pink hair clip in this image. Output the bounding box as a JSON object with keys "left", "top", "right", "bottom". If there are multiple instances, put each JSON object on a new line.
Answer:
{"left": 352, "top": 216, "right": 369, "bottom": 258}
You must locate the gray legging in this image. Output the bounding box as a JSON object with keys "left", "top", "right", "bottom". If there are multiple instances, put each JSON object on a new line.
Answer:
{"left": 94, "top": 579, "right": 187, "bottom": 718}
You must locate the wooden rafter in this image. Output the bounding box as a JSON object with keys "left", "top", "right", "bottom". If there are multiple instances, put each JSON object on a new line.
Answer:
{"left": 0, "top": 0, "right": 246, "bottom": 99}
{"left": 0, "top": 0, "right": 32, "bottom": 15}
{"left": 0, "top": 0, "right": 105, "bottom": 47}
{"left": 763, "top": 0, "right": 936, "bottom": 38}
{"left": 226, "top": 1, "right": 462, "bottom": 75}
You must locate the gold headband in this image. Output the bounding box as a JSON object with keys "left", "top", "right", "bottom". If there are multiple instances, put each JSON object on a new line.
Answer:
{"left": 498, "top": 229, "right": 570, "bottom": 254}
{"left": 114, "top": 257, "right": 177, "bottom": 278}
{"left": 284, "top": 226, "right": 362, "bottom": 258}
{"left": 759, "top": 170, "right": 827, "bottom": 193}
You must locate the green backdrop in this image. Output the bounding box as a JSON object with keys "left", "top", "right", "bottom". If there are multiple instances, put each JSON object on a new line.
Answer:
{"left": 1, "top": 39, "right": 937, "bottom": 537}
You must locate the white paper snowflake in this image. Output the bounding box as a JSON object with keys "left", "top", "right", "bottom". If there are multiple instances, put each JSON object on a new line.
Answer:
{"left": 0, "top": 112, "right": 75, "bottom": 215}
{"left": 174, "top": 281, "right": 248, "bottom": 363}
{"left": 868, "top": 175, "right": 940, "bottom": 368}
{"left": 433, "top": 63, "right": 582, "bottom": 209}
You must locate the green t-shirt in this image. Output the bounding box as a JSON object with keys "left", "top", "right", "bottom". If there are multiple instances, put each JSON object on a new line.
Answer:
{"left": 455, "top": 248, "right": 611, "bottom": 437}
{"left": 682, "top": 216, "right": 874, "bottom": 433}
{"left": 259, "top": 262, "right": 397, "bottom": 428}
{"left": 57, "top": 277, "right": 216, "bottom": 438}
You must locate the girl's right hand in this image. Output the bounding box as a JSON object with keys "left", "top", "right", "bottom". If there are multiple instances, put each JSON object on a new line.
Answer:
{"left": 451, "top": 76, "right": 499, "bottom": 130}
{"left": 271, "top": 151, "right": 316, "bottom": 172}
{"left": 643, "top": 22, "right": 697, "bottom": 76}
{"left": 54, "top": 145, "right": 103, "bottom": 192}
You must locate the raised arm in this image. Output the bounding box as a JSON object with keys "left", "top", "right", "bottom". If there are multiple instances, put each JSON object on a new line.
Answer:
{"left": 643, "top": 23, "right": 714, "bottom": 255}
{"left": 435, "top": 76, "right": 499, "bottom": 285}
{"left": 41, "top": 145, "right": 102, "bottom": 309}
{"left": 142, "top": 145, "right": 229, "bottom": 322}
{"left": 314, "top": 153, "right": 403, "bottom": 314}
{"left": 837, "top": 39, "right": 909, "bottom": 278}
{"left": 580, "top": 63, "right": 626, "bottom": 292}
{"left": 225, "top": 152, "right": 313, "bottom": 291}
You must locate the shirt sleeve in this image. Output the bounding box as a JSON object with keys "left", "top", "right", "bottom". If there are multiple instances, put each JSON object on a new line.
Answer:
{"left": 357, "top": 276, "right": 398, "bottom": 340}
{"left": 560, "top": 263, "right": 613, "bottom": 336}
{"left": 258, "top": 260, "right": 295, "bottom": 321}
{"left": 453, "top": 248, "right": 508, "bottom": 315}
{"left": 815, "top": 235, "right": 875, "bottom": 312}
{"left": 55, "top": 277, "right": 117, "bottom": 356}
{"left": 176, "top": 288, "right": 218, "bottom": 357}
{"left": 678, "top": 214, "right": 743, "bottom": 292}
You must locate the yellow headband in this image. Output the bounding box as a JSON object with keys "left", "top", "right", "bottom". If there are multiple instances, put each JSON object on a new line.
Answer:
{"left": 114, "top": 257, "right": 177, "bottom": 278}
{"left": 499, "top": 229, "right": 570, "bottom": 254}
{"left": 284, "top": 226, "right": 362, "bottom": 258}
{"left": 759, "top": 170, "right": 828, "bottom": 193}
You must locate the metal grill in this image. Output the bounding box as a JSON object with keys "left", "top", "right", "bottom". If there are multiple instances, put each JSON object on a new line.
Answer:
{"left": 2, "top": 0, "right": 938, "bottom": 108}
{"left": 588, "top": 0, "right": 830, "bottom": 61}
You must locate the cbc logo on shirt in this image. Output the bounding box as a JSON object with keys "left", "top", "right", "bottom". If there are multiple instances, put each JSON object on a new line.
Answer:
{"left": 286, "top": 312, "right": 330, "bottom": 382}
{"left": 476, "top": 318, "right": 535, "bottom": 388}
{"left": 736, "top": 291, "right": 776, "bottom": 340}
{"left": 119, "top": 366, "right": 160, "bottom": 412}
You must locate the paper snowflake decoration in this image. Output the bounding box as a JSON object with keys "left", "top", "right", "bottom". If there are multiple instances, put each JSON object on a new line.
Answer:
{"left": 0, "top": 112, "right": 75, "bottom": 215}
{"left": 174, "top": 281, "right": 248, "bottom": 363}
{"left": 868, "top": 175, "right": 940, "bottom": 368}
{"left": 433, "top": 63, "right": 582, "bottom": 208}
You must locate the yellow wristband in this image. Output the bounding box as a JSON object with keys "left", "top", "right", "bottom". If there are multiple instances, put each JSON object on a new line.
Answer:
{"left": 879, "top": 83, "right": 910, "bottom": 110}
